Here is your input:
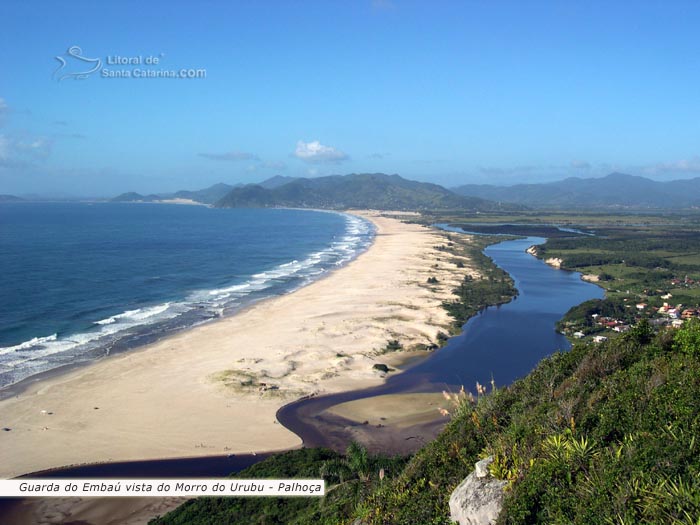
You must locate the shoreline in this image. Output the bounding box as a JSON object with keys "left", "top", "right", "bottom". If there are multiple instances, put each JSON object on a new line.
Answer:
{"left": 526, "top": 243, "right": 605, "bottom": 287}
{"left": 0, "top": 209, "right": 374, "bottom": 400}
{"left": 0, "top": 211, "right": 475, "bottom": 480}
{"left": 1, "top": 207, "right": 373, "bottom": 393}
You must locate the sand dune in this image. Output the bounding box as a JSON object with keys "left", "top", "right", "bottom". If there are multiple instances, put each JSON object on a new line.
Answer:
{"left": 0, "top": 211, "right": 475, "bottom": 479}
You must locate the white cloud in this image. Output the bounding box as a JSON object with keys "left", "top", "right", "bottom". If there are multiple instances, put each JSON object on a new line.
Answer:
{"left": 642, "top": 156, "right": 700, "bottom": 176}
{"left": 294, "top": 140, "right": 348, "bottom": 163}
{"left": 18, "top": 137, "right": 53, "bottom": 158}
{"left": 0, "top": 134, "right": 53, "bottom": 165}
{"left": 198, "top": 151, "right": 259, "bottom": 161}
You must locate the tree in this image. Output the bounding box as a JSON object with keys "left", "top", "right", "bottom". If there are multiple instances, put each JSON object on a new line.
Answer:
{"left": 673, "top": 318, "right": 700, "bottom": 356}
{"left": 627, "top": 318, "right": 653, "bottom": 345}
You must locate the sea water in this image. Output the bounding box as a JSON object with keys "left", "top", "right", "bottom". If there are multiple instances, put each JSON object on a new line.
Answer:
{"left": 0, "top": 203, "right": 373, "bottom": 388}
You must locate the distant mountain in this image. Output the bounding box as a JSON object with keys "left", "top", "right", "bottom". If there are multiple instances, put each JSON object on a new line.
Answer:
{"left": 111, "top": 192, "right": 162, "bottom": 203}
{"left": 0, "top": 194, "right": 23, "bottom": 202}
{"left": 452, "top": 173, "right": 700, "bottom": 209}
{"left": 216, "top": 173, "right": 522, "bottom": 211}
{"left": 258, "top": 175, "right": 302, "bottom": 189}
{"left": 172, "top": 183, "right": 241, "bottom": 204}
{"left": 111, "top": 183, "right": 241, "bottom": 204}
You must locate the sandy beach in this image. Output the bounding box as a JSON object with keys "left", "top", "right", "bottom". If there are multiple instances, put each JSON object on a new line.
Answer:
{"left": 0, "top": 211, "right": 475, "bottom": 481}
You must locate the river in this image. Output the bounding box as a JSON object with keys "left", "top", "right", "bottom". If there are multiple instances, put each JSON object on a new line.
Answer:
{"left": 276, "top": 235, "right": 604, "bottom": 452}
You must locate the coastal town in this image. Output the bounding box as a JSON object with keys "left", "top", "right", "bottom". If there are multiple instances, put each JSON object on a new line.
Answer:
{"left": 562, "top": 278, "right": 700, "bottom": 342}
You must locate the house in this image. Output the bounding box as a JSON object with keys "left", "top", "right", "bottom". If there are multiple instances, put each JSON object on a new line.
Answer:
{"left": 593, "top": 335, "right": 608, "bottom": 343}
{"left": 573, "top": 331, "right": 585, "bottom": 339}
{"left": 613, "top": 325, "right": 630, "bottom": 333}
{"left": 636, "top": 303, "right": 647, "bottom": 310}
{"left": 682, "top": 309, "right": 697, "bottom": 319}
{"left": 672, "top": 319, "right": 684, "bottom": 328}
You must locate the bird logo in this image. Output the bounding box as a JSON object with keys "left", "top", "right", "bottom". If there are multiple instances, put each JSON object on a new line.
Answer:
{"left": 53, "top": 46, "right": 102, "bottom": 82}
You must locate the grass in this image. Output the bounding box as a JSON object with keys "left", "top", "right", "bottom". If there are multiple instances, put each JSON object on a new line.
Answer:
{"left": 157, "top": 321, "right": 700, "bottom": 525}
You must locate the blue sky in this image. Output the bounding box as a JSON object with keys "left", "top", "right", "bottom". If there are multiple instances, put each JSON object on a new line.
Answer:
{"left": 1, "top": 1, "right": 700, "bottom": 196}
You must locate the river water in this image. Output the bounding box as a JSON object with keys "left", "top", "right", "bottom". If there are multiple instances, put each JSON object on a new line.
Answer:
{"left": 276, "top": 235, "right": 604, "bottom": 450}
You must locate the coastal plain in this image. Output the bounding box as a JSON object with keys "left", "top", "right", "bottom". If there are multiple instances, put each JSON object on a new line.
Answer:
{"left": 0, "top": 211, "right": 475, "bottom": 479}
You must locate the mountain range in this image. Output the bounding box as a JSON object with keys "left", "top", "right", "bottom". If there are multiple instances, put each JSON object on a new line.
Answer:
{"left": 452, "top": 173, "right": 700, "bottom": 209}
{"left": 107, "top": 172, "right": 700, "bottom": 211}
{"left": 111, "top": 182, "right": 241, "bottom": 205}
{"left": 215, "top": 173, "right": 519, "bottom": 211}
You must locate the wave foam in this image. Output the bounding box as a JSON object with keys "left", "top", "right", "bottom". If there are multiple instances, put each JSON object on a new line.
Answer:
{"left": 0, "top": 211, "right": 374, "bottom": 387}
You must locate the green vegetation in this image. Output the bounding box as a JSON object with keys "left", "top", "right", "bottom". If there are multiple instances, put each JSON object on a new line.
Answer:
{"left": 381, "top": 339, "right": 403, "bottom": 353}
{"left": 215, "top": 173, "right": 523, "bottom": 211}
{"left": 154, "top": 322, "right": 700, "bottom": 524}
{"left": 440, "top": 235, "right": 518, "bottom": 330}
{"left": 534, "top": 224, "right": 700, "bottom": 338}
{"left": 419, "top": 209, "right": 700, "bottom": 228}
{"left": 149, "top": 446, "right": 407, "bottom": 525}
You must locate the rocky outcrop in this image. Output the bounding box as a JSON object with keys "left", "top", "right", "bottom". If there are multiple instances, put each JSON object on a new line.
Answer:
{"left": 449, "top": 456, "right": 507, "bottom": 525}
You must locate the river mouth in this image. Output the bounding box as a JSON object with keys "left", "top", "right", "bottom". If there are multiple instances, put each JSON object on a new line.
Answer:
{"left": 276, "top": 235, "right": 604, "bottom": 454}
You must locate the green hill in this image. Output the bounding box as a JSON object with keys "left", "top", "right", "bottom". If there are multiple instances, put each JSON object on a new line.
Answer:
{"left": 259, "top": 175, "right": 302, "bottom": 189}
{"left": 152, "top": 319, "right": 700, "bottom": 524}
{"left": 216, "top": 173, "right": 522, "bottom": 212}
{"left": 172, "top": 183, "right": 240, "bottom": 204}
{"left": 110, "top": 192, "right": 162, "bottom": 202}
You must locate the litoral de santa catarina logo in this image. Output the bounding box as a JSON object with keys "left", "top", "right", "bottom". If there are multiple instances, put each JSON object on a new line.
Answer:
{"left": 53, "top": 46, "right": 207, "bottom": 81}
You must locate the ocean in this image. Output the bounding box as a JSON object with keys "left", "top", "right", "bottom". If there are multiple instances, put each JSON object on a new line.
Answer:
{"left": 0, "top": 203, "right": 373, "bottom": 388}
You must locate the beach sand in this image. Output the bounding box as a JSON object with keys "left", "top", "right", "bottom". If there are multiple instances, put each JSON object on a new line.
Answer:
{"left": 325, "top": 392, "right": 452, "bottom": 429}
{"left": 0, "top": 211, "right": 475, "bottom": 522}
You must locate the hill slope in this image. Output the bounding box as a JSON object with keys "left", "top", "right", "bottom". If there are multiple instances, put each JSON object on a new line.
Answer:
{"left": 110, "top": 192, "right": 162, "bottom": 203}
{"left": 216, "top": 173, "right": 522, "bottom": 211}
{"left": 153, "top": 320, "right": 700, "bottom": 524}
{"left": 453, "top": 173, "right": 700, "bottom": 209}
{"left": 172, "top": 182, "right": 240, "bottom": 204}
{"left": 259, "top": 175, "right": 302, "bottom": 189}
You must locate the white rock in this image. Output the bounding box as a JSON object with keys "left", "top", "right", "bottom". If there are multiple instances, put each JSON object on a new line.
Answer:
{"left": 474, "top": 457, "right": 492, "bottom": 478}
{"left": 449, "top": 456, "right": 507, "bottom": 525}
